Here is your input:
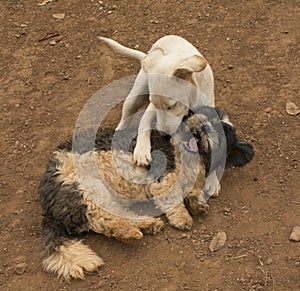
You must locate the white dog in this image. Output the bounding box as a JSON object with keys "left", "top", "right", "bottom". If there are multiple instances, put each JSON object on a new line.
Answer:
{"left": 98, "top": 35, "right": 218, "bottom": 196}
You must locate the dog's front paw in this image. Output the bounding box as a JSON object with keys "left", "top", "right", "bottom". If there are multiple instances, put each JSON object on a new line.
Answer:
{"left": 211, "top": 184, "right": 221, "bottom": 198}
{"left": 203, "top": 183, "right": 221, "bottom": 198}
{"left": 168, "top": 212, "right": 193, "bottom": 230}
{"left": 185, "top": 194, "right": 210, "bottom": 216}
{"left": 166, "top": 206, "right": 193, "bottom": 231}
{"left": 133, "top": 141, "right": 151, "bottom": 167}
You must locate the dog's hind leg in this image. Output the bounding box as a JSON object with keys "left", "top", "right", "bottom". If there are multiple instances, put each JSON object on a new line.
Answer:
{"left": 41, "top": 216, "right": 104, "bottom": 281}
{"left": 117, "top": 70, "right": 149, "bottom": 130}
{"left": 84, "top": 199, "right": 145, "bottom": 241}
{"left": 88, "top": 215, "right": 145, "bottom": 241}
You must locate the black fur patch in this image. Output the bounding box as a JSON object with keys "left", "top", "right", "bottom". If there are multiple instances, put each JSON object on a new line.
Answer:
{"left": 59, "top": 127, "right": 177, "bottom": 174}
{"left": 183, "top": 106, "right": 254, "bottom": 173}
{"left": 38, "top": 157, "right": 88, "bottom": 257}
{"left": 221, "top": 122, "right": 254, "bottom": 169}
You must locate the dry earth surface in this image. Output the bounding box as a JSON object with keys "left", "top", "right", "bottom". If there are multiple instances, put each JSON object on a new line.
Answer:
{"left": 0, "top": 0, "right": 299, "bottom": 290}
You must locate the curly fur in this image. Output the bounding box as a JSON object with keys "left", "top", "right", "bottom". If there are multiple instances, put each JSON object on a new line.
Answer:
{"left": 38, "top": 106, "right": 254, "bottom": 280}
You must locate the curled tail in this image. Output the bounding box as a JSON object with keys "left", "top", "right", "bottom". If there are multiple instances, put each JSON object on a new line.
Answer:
{"left": 98, "top": 36, "right": 146, "bottom": 60}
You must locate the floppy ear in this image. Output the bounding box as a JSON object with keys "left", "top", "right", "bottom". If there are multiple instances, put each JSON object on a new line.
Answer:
{"left": 141, "top": 48, "right": 164, "bottom": 72}
{"left": 226, "top": 141, "right": 255, "bottom": 169}
{"left": 173, "top": 55, "right": 207, "bottom": 79}
{"left": 222, "top": 122, "right": 255, "bottom": 169}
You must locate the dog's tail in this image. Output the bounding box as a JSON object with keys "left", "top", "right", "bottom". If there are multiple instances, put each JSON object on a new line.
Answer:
{"left": 38, "top": 156, "right": 104, "bottom": 280}
{"left": 41, "top": 217, "right": 104, "bottom": 281}
{"left": 98, "top": 36, "right": 146, "bottom": 60}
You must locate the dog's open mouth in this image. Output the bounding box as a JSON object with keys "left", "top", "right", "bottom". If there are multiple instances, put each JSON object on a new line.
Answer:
{"left": 182, "top": 137, "right": 198, "bottom": 153}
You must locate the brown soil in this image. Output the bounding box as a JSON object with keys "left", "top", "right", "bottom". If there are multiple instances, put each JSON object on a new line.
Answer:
{"left": 0, "top": 0, "right": 299, "bottom": 290}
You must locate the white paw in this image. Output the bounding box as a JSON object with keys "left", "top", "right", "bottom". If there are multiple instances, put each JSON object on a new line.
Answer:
{"left": 133, "top": 141, "right": 151, "bottom": 167}
{"left": 204, "top": 170, "right": 221, "bottom": 198}
{"left": 116, "top": 121, "right": 125, "bottom": 131}
{"left": 211, "top": 184, "right": 221, "bottom": 198}
{"left": 203, "top": 183, "right": 221, "bottom": 198}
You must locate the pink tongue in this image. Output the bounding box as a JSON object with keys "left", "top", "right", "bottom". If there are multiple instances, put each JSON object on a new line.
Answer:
{"left": 189, "top": 138, "right": 198, "bottom": 152}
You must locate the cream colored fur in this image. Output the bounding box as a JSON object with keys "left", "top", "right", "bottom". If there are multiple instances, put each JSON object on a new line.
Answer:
{"left": 42, "top": 240, "right": 104, "bottom": 281}
{"left": 99, "top": 35, "right": 214, "bottom": 167}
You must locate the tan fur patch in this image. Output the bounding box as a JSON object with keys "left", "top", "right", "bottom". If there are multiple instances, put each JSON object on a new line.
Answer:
{"left": 53, "top": 139, "right": 205, "bottom": 237}
{"left": 53, "top": 148, "right": 165, "bottom": 240}
{"left": 54, "top": 150, "right": 77, "bottom": 184}
{"left": 165, "top": 202, "right": 193, "bottom": 230}
{"left": 82, "top": 179, "right": 164, "bottom": 240}
{"left": 42, "top": 240, "right": 104, "bottom": 281}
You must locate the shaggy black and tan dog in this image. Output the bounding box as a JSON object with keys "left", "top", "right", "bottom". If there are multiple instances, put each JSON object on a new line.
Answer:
{"left": 38, "top": 107, "right": 254, "bottom": 280}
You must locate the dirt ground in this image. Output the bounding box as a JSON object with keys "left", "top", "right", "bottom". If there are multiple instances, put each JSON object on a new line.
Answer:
{"left": 0, "top": 0, "right": 299, "bottom": 290}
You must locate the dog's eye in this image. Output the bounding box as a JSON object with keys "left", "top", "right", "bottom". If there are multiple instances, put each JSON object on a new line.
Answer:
{"left": 200, "top": 124, "right": 211, "bottom": 133}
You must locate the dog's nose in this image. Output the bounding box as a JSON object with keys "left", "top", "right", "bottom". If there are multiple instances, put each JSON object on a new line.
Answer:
{"left": 201, "top": 124, "right": 211, "bottom": 134}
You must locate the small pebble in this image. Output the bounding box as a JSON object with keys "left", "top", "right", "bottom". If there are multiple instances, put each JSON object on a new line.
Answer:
{"left": 265, "top": 107, "right": 272, "bottom": 113}
{"left": 265, "top": 258, "right": 273, "bottom": 265}
{"left": 209, "top": 231, "right": 227, "bottom": 252}
{"left": 16, "top": 189, "right": 24, "bottom": 196}
{"left": 63, "top": 75, "right": 71, "bottom": 80}
{"left": 15, "top": 262, "right": 27, "bottom": 275}
{"left": 290, "top": 226, "right": 300, "bottom": 242}
{"left": 181, "top": 234, "right": 190, "bottom": 239}
{"left": 52, "top": 13, "right": 65, "bottom": 20}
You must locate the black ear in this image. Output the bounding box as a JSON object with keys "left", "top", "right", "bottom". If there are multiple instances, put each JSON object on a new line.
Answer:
{"left": 226, "top": 141, "right": 254, "bottom": 169}
{"left": 222, "top": 122, "right": 254, "bottom": 169}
